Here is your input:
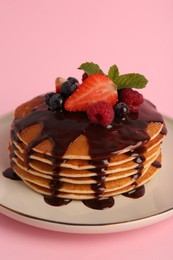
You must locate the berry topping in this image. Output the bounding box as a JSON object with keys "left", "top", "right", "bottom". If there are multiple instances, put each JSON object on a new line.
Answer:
{"left": 67, "top": 77, "right": 79, "bottom": 85}
{"left": 55, "top": 77, "right": 66, "bottom": 93}
{"left": 47, "top": 93, "right": 64, "bottom": 111}
{"left": 119, "top": 88, "right": 144, "bottom": 112}
{"left": 87, "top": 101, "right": 114, "bottom": 126}
{"left": 61, "top": 81, "right": 77, "bottom": 98}
{"left": 45, "top": 92, "right": 55, "bottom": 106}
{"left": 82, "top": 72, "right": 88, "bottom": 81}
{"left": 64, "top": 73, "right": 118, "bottom": 112}
{"left": 114, "top": 102, "right": 130, "bottom": 118}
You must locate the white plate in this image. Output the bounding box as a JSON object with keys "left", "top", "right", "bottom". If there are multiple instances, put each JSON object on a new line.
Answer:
{"left": 0, "top": 112, "right": 173, "bottom": 234}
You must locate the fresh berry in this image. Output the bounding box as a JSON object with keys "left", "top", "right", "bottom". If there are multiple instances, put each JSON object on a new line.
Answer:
{"left": 64, "top": 73, "right": 118, "bottom": 112}
{"left": 48, "top": 93, "right": 64, "bottom": 111}
{"left": 67, "top": 77, "right": 79, "bottom": 85}
{"left": 119, "top": 88, "right": 144, "bottom": 112}
{"left": 114, "top": 102, "right": 130, "bottom": 118}
{"left": 82, "top": 72, "right": 88, "bottom": 81}
{"left": 45, "top": 92, "right": 55, "bottom": 106}
{"left": 87, "top": 101, "right": 114, "bottom": 126}
{"left": 55, "top": 77, "right": 66, "bottom": 93}
{"left": 61, "top": 81, "right": 77, "bottom": 98}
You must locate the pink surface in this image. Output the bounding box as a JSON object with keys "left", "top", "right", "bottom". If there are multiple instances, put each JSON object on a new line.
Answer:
{"left": 0, "top": 0, "right": 173, "bottom": 259}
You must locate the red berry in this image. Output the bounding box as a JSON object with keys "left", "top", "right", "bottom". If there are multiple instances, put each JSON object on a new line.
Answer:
{"left": 55, "top": 77, "right": 66, "bottom": 93}
{"left": 82, "top": 72, "right": 88, "bottom": 81}
{"left": 87, "top": 101, "right": 114, "bottom": 126}
{"left": 119, "top": 88, "right": 144, "bottom": 112}
{"left": 64, "top": 73, "right": 118, "bottom": 111}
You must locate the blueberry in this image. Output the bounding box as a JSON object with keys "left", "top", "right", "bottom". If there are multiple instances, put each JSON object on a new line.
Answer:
{"left": 67, "top": 77, "right": 79, "bottom": 85}
{"left": 114, "top": 102, "right": 130, "bottom": 118}
{"left": 61, "top": 81, "right": 77, "bottom": 97}
{"left": 49, "top": 94, "right": 64, "bottom": 111}
{"left": 61, "top": 81, "right": 72, "bottom": 97}
{"left": 45, "top": 92, "right": 55, "bottom": 106}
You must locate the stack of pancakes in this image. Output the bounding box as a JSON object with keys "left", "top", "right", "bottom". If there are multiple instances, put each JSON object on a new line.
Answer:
{"left": 9, "top": 95, "right": 166, "bottom": 200}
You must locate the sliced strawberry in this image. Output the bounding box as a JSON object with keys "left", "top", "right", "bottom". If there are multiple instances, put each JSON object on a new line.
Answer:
{"left": 64, "top": 73, "right": 118, "bottom": 111}
{"left": 55, "top": 77, "right": 66, "bottom": 93}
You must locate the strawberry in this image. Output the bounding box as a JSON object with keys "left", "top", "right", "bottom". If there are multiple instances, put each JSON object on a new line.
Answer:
{"left": 55, "top": 77, "right": 66, "bottom": 93}
{"left": 64, "top": 73, "right": 118, "bottom": 111}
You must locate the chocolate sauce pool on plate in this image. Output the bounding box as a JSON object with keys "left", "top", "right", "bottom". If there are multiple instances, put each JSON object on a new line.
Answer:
{"left": 44, "top": 195, "right": 72, "bottom": 206}
{"left": 4, "top": 96, "right": 167, "bottom": 210}
{"left": 3, "top": 167, "right": 21, "bottom": 180}
{"left": 123, "top": 185, "right": 145, "bottom": 199}
{"left": 83, "top": 197, "right": 115, "bottom": 210}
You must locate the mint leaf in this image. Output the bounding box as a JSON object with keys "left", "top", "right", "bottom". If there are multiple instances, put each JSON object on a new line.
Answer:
{"left": 78, "top": 62, "right": 148, "bottom": 89}
{"left": 78, "top": 62, "right": 103, "bottom": 76}
{"left": 115, "top": 73, "right": 148, "bottom": 89}
{"left": 108, "top": 64, "right": 119, "bottom": 82}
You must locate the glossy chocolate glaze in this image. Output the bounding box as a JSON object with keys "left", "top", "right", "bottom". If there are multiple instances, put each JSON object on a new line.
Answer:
{"left": 123, "top": 185, "right": 145, "bottom": 199}
{"left": 44, "top": 195, "right": 72, "bottom": 206}
{"left": 3, "top": 167, "right": 21, "bottom": 180}
{"left": 7, "top": 95, "right": 167, "bottom": 209}
{"left": 12, "top": 97, "right": 166, "bottom": 159}
{"left": 83, "top": 197, "right": 115, "bottom": 210}
{"left": 152, "top": 160, "right": 162, "bottom": 168}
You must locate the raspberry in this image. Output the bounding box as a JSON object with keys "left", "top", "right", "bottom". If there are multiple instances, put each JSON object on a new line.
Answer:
{"left": 119, "top": 88, "right": 144, "bottom": 112}
{"left": 82, "top": 72, "right": 88, "bottom": 82}
{"left": 87, "top": 101, "right": 114, "bottom": 126}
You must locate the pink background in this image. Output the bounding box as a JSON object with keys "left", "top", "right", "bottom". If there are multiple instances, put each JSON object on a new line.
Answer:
{"left": 0, "top": 0, "right": 173, "bottom": 259}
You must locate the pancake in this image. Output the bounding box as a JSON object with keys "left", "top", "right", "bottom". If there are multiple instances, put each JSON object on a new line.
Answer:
{"left": 12, "top": 133, "right": 164, "bottom": 169}
{"left": 20, "top": 153, "right": 162, "bottom": 200}
{"left": 12, "top": 143, "right": 161, "bottom": 177}
{"left": 7, "top": 92, "right": 167, "bottom": 206}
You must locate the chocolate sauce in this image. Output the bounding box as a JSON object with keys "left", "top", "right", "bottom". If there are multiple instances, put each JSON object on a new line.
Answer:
{"left": 3, "top": 167, "right": 21, "bottom": 180}
{"left": 127, "top": 146, "right": 147, "bottom": 157}
{"left": 123, "top": 185, "right": 145, "bottom": 199}
{"left": 89, "top": 159, "right": 109, "bottom": 197}
{"left": 134, "top": 155, "right": 146, "bottom": 164}
{"left": 45, "top": 154, "right": 67, "bottom": 165}
{"left": 11, "top": 98, "right": 166, "bottom": 159}
{"left": 152, "top": 160, "right": 162, "bottom": 168}
{"left": 44, "top": 195, "right": 72, "bottom": 206}
{"left": 7, "top": 96, "right": 167, "bottom": 209}
{"left": 83, "top": 197, "right": 115, "bottom": 210}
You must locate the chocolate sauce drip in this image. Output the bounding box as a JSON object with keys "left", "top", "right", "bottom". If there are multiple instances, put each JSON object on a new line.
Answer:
{"left": 133, "top": 165, "right": 144, "bottom": 179}
{"left": 123, "top": 185, "right": 145, "bottom": 199}
{"left": 45, "top": 154, "right": 67, "bottom": 165}
{"left": 82, "top": 197, "right": 115, "bottom": 210}
{"left": 89, "top": 159, "right": 109, "bottom": 197}
{"left": 134, "top": 155, "right": 146, "bottom": 164}
{"left": 160, "top": 124, "right": 167, "bottom": 135}
{"left": 127, "top": 146, "right": 147, "bottom": 157}
{"left": 152, "top": 160, "right": 162, "bottom": 168}
{"left": 3, "top": 167, "right": 21, "bottom": 180}
{"left": 127, "top": 145, "right": 146, "bottom": 181}
{"left": 8, "top": 97, "right": 166, "bottom": 209}
{"left": 44, "top": 195, "right": 72, "bottom": 206}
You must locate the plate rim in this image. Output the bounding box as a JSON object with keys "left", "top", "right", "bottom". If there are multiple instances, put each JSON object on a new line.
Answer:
{"left": 1, "top": 202, "right": 173, "bottom": 233}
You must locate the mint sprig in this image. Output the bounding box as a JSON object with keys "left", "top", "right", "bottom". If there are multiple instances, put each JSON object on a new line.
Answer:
{"left": 79, "top": 62, "right": 148, "bottom": 89}
{"left": 115, "top": 73, "right": 148, "bottom": 89}
{"left": 78, "top": 62, "right": 103, "bottom": 76}
{"left": 108, "top": 64, "right": 119, "bottom": 82}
